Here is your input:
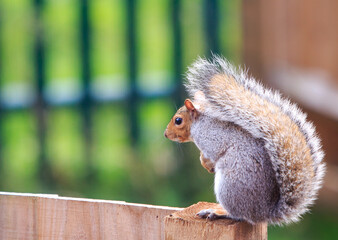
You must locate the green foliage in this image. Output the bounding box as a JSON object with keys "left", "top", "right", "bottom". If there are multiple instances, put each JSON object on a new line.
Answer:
{"left": 1, "top": 110, "right": 39, "bottom": 192}
{"left": 47, "top": 107, "right": 85, "bottom": 188}
{"left": 269, "top": 207, "right": 338, "bottom": 240}
{"left": 0, "top": 0, "right": 35, "bottom": 85}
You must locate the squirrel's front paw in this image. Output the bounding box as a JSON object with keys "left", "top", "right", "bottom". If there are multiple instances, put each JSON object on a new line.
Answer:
{"left": 196, "top": 208, "right": 228, "bottom": 221}
{"left": 200, "top": 154, "right": 215, "bottom": 173}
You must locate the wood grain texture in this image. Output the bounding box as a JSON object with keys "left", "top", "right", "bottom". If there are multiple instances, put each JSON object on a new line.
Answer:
{"left": 0, "top": 192, "right": 181, "bottom": 240}
{"left": 164, "top": 202, "right": 267, "bottom": 240}
{"left": 244, "top": 0, "right": 338, "bottom": 80}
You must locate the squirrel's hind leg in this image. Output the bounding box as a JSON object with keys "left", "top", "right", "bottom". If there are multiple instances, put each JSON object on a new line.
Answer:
{"left": 197, "top": 208, "right": 242, "bottom": 221}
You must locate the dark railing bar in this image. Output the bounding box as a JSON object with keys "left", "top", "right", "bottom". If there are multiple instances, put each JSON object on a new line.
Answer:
{"left": 0, "top": 106, "right": 2, "bottom": 189}
{"left": 0, "top": 11, "right": 2, "bottom": 187}
{"left": 126, "top": 0, "right": 139, "bottom": 146}
{"left": 204, "top": 0, "right": 220, "bottom": 55}
{"left": 34, "top": 0, "right": 51, "bottom": 187}
{"left": 172, "top": 0, "right": 183, "bottom": 106}
{"left": 80, "top": 0, "right": 94, "bottom": 181}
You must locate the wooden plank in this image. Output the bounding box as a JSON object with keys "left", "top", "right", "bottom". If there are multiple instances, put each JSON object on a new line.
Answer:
{"left": 164, "top": 202, "right": 267, "bottom": 240}
{"left": 242, "top": 0, "right": 264, "bottom": 79}
{"left": 0, "top": 192, "right": 181, "bottom": 240}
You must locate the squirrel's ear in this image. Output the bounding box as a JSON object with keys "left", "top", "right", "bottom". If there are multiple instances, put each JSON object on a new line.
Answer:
{"left": 184, "top": 99, "right": 195, "bottom": 112}
{"left": 185, "top": 99, "right": 198, "bottom": 119}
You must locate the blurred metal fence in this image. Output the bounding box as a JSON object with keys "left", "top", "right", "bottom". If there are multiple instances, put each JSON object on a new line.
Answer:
{"left": 0, "top": 0, "right": 222, "bottom": 187}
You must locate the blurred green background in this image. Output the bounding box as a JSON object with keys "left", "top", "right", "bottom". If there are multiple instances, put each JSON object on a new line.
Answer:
{"left": 0, "top": 0, "right": 337, "bottom": 239}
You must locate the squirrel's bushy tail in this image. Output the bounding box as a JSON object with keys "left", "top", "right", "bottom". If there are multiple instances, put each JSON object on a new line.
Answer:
{"left": 185, "top": 56, "right": 325, "bottom": 225}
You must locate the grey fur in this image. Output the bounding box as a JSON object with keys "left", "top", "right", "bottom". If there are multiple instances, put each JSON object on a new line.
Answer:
{"left": 186, "top": 55, "right": 326, "bottom": 225}
{"left": 192, "top": 115, "right": 280, "bottom": 224}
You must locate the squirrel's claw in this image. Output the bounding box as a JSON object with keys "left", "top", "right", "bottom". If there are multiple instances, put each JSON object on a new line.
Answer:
{"left": 196, "top": 208, "right": 244, "bottom": 222}
{"left": 196, "top": 209, "right": 212, "bottom": 218}
{"left": 196, "top": 208, "right": 229, "bottom": 221}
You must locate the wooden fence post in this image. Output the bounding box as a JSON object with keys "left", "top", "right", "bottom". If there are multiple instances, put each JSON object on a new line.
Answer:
{"left": 164, "top": 202, "right": 267, "bottom": 240}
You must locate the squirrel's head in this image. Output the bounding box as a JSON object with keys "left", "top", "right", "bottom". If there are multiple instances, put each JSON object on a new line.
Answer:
{"left": 164, "top": 99, "right": 198, "bottom": 143}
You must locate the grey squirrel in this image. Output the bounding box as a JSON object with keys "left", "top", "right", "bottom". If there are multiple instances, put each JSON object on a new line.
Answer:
{"left": 164, "top": 56, "right": 325, "bottom": 225}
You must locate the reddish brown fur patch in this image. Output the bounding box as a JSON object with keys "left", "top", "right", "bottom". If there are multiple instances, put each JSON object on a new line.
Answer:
{"left": 164, "top": 106, "right": 193, "bottom": 143}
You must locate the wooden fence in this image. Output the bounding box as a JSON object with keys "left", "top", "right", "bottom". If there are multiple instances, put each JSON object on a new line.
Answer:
{"left": 0, "top": 192, "right": 267, "bottom": 240}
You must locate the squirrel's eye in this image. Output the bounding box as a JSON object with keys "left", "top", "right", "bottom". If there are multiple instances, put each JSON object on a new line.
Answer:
{"left": 175, "top": 117, "right": 183, "bottom": 125}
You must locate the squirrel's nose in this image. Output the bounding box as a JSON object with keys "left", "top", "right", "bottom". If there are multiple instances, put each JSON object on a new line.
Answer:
{"left": 164, "top": 131, "right": 168, "bottom": 138}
